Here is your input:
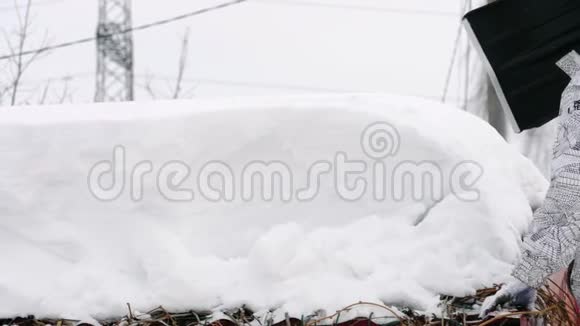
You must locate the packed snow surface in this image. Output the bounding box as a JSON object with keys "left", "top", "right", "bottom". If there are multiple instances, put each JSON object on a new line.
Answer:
{"left": 0, "top": 94, "right": 548, "bottom": 320}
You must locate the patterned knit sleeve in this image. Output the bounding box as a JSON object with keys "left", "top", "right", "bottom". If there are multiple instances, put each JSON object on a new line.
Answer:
{"left": 512, "top": 111, "right": 580, "bottom": 288}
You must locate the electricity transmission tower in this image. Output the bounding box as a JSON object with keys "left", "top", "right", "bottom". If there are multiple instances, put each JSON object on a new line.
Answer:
{"left": 95, "top": 0, "right": 134, "bottom": 102}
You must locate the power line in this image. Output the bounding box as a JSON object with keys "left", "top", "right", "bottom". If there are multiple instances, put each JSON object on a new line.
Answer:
{"left": 253, "top": 0, "right": 458, "bottom": 17}
{"left": 138, "top": 74, "right": 353, "bottom": 93}
{"left": 0, "top": 0, "right": 459, "bottom": 62}
{"left": 0, "top": 0, "right": 247, "bottom": 61}
{"left": 16, "top": 71, "right": 466, "bottom": 103}
{"left": 136, "top": 74, "right": 466, "bottom": 102}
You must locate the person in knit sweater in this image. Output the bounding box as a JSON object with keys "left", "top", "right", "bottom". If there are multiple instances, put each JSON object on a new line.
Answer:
{"left": 480, "top": 50, "right": 580, "bottom": 317}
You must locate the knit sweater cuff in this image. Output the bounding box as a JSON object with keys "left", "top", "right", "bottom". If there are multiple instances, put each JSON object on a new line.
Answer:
{"left": 511, "top": 253, "right": 550, "bottom": 289}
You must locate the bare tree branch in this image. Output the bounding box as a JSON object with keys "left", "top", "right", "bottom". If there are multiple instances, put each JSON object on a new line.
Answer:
{"left": 143, "top": 72, "right": 158, "bottom": 100}
{"left": 173, "top": 28, "right": 190, "bottom": 99}
{"left": 1, "top": 0, "right": 53, "bottom": 106}
{"left": 136, "top": 28, "right": 192, "bottom": 100}
{"left": 10, "top": 0, "right": 33, "bottom": 105}
{"left": 58, "top": 76, "right": 71, "bottom": 104}
{"left": 181, "top": 84, "right": 198, "bottom": 98}
{"left": 38, "top": 79, "right": 51, "bottom": 104}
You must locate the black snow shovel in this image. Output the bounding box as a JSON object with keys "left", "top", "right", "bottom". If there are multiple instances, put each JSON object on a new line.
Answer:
{"left": 463, "top": 0, "right": 580, "bottom": 132}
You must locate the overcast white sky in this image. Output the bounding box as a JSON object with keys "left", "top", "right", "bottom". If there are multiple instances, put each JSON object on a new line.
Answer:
{"left": 0, "top": 0, "right": 469, "bottom": 105}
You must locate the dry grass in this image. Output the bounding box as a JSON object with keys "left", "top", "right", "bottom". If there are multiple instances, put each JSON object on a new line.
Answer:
{"left": 533, "top": 279, "right": 580, "bottom": 325}
{"left": 1, "top": 284, "right": 578, "bottom": 326}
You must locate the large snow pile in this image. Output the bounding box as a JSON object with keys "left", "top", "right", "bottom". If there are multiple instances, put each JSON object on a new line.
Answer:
{"left": 0, "top": 94, "right": 548, "bottom": 320}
